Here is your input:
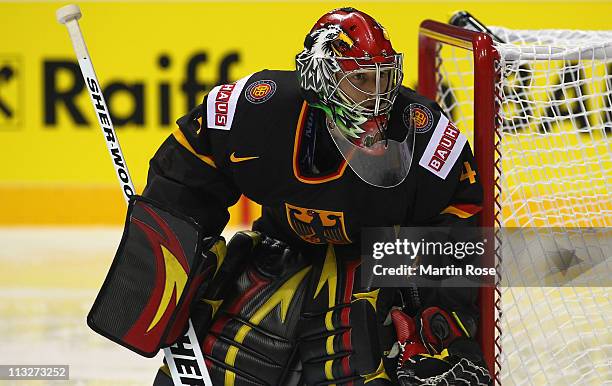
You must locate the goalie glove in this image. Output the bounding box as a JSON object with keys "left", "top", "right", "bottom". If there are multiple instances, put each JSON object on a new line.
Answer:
{"left": 391, "top": 307, "right": 492, "bottom": 386}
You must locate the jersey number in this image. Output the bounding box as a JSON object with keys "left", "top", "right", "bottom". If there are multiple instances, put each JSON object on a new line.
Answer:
{"left": 460, "top": 162, "right": 477, "bottom": 184}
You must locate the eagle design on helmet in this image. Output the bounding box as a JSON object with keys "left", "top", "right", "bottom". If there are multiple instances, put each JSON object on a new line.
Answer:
{"left": 296, "top": 25, "right": 343, "bottom": 96}
{"left": 296, "top": 25, "right": 369, "bottom": 139}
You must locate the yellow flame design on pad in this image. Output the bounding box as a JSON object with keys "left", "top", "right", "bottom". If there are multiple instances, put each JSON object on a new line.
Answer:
{"left": 352, "top": 289, "right": 380, "bottom": 311}
{"left": 146, "top": 245, "right": 187, "bottom": 332}
{"left": 362, "top": 359, "right": 391, "bottom": 383}
{"left": 315, "top": 245, "right": 339, "bottom": 383}
{"left": 315, "top": 244, "right": 338, "bottom": 306}
{"left": 224, "top": 266, "right": 311, "bottom": 386}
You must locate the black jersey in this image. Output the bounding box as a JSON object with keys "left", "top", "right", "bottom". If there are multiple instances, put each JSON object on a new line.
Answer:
{"left": 145, "top": 70, "right": 487, "bottom": 386}
{"left": 143, "top": 70, "right": 483, "bottom": 247}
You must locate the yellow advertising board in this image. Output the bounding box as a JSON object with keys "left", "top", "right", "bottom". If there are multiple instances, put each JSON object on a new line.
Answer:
{"left": 0, "top": 1, "right": 610, "bottom": 224}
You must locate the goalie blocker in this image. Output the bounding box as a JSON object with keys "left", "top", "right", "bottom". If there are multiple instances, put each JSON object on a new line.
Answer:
{"left": 87, "top": 195, "right": 225, "bottom": 357}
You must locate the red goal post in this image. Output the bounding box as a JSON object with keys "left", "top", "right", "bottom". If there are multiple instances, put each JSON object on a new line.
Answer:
{"left": 418, "top": 20, "right": 501, "bottom": 380}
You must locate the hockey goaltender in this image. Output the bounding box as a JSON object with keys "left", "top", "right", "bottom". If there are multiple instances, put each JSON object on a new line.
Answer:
{"left": 89, "top": 7, "right": 493, "bottom": 386}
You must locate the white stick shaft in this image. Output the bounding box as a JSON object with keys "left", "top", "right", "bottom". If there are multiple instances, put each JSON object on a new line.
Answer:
{"left": 64, "top": 19, "right": 89, "bottom": 61}
{"left": 64, "top": 18, "right": 135, "bottom": 203}
{"left": 165, "top": 321, "right": 215, "bottom": 386}
{"left": 59, "top": 11, "right": 212, "bottom": 386}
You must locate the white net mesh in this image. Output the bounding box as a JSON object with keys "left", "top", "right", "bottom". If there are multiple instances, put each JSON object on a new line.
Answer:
{"left": 433, "top": 27, "right": 611, "bottom": 385}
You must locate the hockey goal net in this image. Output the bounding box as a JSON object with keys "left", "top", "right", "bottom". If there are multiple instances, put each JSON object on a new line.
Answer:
{"left": 418, "top": 21, "right": 611, "bottom": 384}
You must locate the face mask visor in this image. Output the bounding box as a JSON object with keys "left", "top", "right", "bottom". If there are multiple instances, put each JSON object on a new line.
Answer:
{"left": 326, "top": 108, "right": 415, "bottom": 188}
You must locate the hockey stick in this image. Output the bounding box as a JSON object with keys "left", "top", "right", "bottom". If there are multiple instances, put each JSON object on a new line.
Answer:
{"left": 56, "top": 5, "right": 213, "bottom": 386}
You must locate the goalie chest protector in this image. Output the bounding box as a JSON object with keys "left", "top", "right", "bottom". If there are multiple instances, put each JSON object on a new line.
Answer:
{"left": 209, "top": 70, "right": 470, "bottom": 247}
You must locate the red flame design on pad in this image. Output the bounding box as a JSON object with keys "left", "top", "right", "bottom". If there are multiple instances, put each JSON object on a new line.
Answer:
{"left": 122, "top": 202, "right": 190, "bottom": 352}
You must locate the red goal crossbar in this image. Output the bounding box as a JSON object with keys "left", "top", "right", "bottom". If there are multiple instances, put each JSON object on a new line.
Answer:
{"left": 418, "top": 19, "right": 501, "bottom": 382}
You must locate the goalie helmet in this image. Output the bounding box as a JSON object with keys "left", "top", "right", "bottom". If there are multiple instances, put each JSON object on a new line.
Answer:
{"left": 296, "top": 8, "right": 412, "bottom": 188}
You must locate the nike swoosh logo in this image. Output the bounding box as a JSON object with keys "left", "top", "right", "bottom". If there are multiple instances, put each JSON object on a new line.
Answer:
{"left": 230, "top": 152, "right": 259, "bottom": 163}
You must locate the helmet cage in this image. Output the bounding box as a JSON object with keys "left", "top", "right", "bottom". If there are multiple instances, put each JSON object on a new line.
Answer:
{"left": 322, "top": 54, "right": 403, "bottom": 118}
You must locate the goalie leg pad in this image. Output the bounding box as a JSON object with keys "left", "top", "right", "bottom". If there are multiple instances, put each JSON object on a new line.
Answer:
{"left": 200, "top": 234, "right": 311, "bottom": 386}
{"left": 87, "top": 195, "right": 222, "bottom": 357}
{"left": 298, "top": 244, "right": 399, "bottom": 385}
